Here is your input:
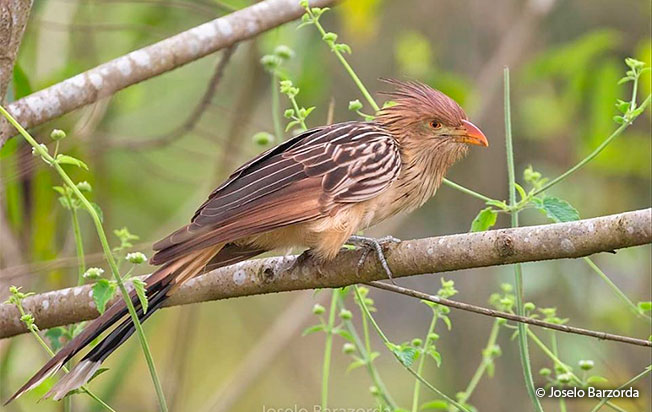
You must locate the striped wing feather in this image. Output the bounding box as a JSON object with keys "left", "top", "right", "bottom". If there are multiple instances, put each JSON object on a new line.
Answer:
{"left": 150, "top": 121, "right": 401, "bottom": 265}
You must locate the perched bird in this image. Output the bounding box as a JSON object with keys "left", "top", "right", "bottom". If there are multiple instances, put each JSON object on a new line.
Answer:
{"left": 6, "top": 79, "right": 487, "bottom": 403}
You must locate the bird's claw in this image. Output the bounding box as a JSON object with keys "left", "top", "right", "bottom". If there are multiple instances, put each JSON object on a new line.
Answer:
{"left": 346, "top": 235, "right": 400, "bottom": 284}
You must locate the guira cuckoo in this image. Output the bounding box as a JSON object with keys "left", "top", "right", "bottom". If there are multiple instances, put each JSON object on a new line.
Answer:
{"left": 7, "top": 80, "right": 488, "bottom": 403}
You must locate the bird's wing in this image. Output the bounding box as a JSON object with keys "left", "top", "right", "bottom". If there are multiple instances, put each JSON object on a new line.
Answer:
{"left": 150, "top": 121, "right": 401, "bottom": 264}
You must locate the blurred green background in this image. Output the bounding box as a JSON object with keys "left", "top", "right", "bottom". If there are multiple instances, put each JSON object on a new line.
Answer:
{"left": 0, "top": 0, "right": 650, "bottom": 411}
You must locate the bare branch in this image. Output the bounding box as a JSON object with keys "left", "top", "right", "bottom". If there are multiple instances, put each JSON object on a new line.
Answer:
{"left": 0, "top": 208, "right": 649, "bottom": 340}
{"left": 0, "top": 0, "right": 336, "bottom": 146}
{"left": 113, "top": 45, "right": 237, "bottom": 150}
{"left": 367, "top": 281, "right": 651, "bottom": 348}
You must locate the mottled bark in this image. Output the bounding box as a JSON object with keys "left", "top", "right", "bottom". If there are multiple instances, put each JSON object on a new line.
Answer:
{"left": 0, "top": 0, "right": 32, "bottom": 100}
{"left": 1, "top": 208, "right": 649, "bottom": 339}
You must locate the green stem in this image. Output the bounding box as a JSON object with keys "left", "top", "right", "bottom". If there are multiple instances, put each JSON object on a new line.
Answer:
{"left": 0, "top": 105, "right": 168, "bottom": 412}
{"left": 353, "top": 286, "right": 469, "bottom": 412}
{"left": 289, "top": 94, "right": 308, "bottom": 131}
{"left": 321, "top": 290, "right": 339, "bottom": 409}
{"left": 12, "top": 301, "right": 115, "bottom": 411}
{"left": 550, "top": 332, "right": 567, "bottom": 412}
{"left": 527, "top": 330, "right": 580, "bottom": 384}
{"left": 411, "top": 312, "right": 439, "bottom": 412}
{"left": 271, "top": 72, "right": 284, "bottom": 140}
{"left": 69, "top": 201, "right": 86, "bottom": 286}
{"left": 590, "top": 365, "right": 651, "bottom": 412}
{"left": 65, "top": 194, "right": 86, "bottom": 412}
{"left": 457, "top": 319, "right": 501, "bottom": 406}
{"left": 307, "top": 12, "right": 379, "bottom": 112}
{"left": 503, "top": 67, "right": 543, "bottom": 412}
{"left": 583, "top": 257, "right": 650, "bottom": 321}
{"left": 441, "top": 178, "right": 495, "bottom": 203}
{"left": 337, "top": 300, "right": 397, "bottom": 408}
{"left": 532, "top": 93, "right": 651, "bottom": 196}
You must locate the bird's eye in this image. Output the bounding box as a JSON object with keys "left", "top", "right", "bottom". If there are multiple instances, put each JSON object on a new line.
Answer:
{"left": 429, "top": 121, "right": 442, "bottom": 129}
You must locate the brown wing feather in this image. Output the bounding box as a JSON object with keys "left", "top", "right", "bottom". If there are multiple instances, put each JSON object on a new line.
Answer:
{"left": 150, "top": 121, "right": 401, "bottom": 265}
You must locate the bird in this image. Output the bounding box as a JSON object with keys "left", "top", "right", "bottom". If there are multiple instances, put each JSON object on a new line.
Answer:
{"left": 6, "top": 79, "right": 487, "bottom": 404}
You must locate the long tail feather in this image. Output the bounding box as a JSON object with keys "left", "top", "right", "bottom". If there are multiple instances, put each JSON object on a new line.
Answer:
{"left": 5, "top": 245, "right": 224, "bottom": 404}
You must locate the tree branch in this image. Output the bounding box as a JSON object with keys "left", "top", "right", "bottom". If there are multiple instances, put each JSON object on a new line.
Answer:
{"left": 0, "top": 0, "right": 336, "bottom": 147}
{"left": 0, "top": 0, "right": 32, "bottom": 101}
{"left": 0, "top": 208, "right": 649, "bottom": 340}
{"left": 367, "top": 281, "right": 651, "bottom": 348}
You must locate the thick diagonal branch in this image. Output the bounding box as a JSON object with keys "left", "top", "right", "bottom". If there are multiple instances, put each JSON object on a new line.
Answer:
{"left": 0, "top": 0, "right": 335, "bottom": 146}
{"left": 0, "top": 208, "right": 650, "bottom": 339}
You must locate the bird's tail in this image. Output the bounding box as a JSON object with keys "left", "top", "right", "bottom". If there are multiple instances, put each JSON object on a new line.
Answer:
{"left": 5, "top": 244, "right": 223, "bottom": 404}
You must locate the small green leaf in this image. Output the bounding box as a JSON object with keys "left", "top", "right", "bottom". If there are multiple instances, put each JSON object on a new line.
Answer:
{"left": 92, "top": 279, "right": 116, "bottom": 314}
{"left": 514, "top": 183, "right": 527, "bottom": 201}
{"left": 390, "top": 344, "right": 419, "bottom": 367}
{"left": 470, "top": 207, "right": 498, "bottom": 232}
{"left": 420, "top": 400, "right": 449, "bottom": 410}
{"left": 88, "top": 202, "right": 104, "bottom": 223}
{"left": 55, "top": 154, "right": 88, "bottom": 170}
{"left": 346, "top": 357, "right": 366, "bottom": 373}
{"left": 302, "top": 324, "right": 325, "bottom": 336}
{"left": 538, "top": 196, "right": 580, "bottom": 223}
{"left": 335, "top": 328, "right": 354, "bottom": 342}
{"left": 586, "top": 375, "right": 609, "bottom": 385}
{"left": 637, "top": 301, "right": 652, "bottom": 312}
{"left": 428, "top": 347, "right": 442, "bottom": 367}
{"left": 615, "top": 99, "right": 630, "bottom": 113}
{"left": 441, "top": 315, "right": 452, "bottom": 330}
{"left": 613, "top": 115, "right": 625, "bottom": 124}
{"left": 44, "top": 327, "right": 66, "bottom": 352}
{"left": 87, "top": 367, "right": 110, "bottom": 383}
{"left": 132, "top": 279, "right": 148, "bottom": 314}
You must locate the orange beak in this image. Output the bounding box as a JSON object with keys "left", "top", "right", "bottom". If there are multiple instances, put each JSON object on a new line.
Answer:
{"left": 460, "top": 120, "right": 489, "bottom": 147}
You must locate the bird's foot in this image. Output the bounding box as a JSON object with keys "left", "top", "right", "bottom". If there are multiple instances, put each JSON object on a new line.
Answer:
{"left": 346, "top": 235, "right": 400, "bottom": 284}
{"left": 285, "top": 249, "right": 314, "bottom": 274}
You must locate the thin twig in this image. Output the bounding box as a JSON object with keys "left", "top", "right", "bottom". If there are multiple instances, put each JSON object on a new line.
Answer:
{"left": 367, "top": 281, "right": 651, "bottom": 348}
{"left": 114, "top": 45, "right": 237, "bottom": 150}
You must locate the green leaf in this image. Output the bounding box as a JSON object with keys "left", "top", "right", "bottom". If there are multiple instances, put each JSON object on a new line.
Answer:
{"left": 538, "top": 196, "right": 580, "bottom": 223}
{"left": 470, "top": 207, "right": 498, "bottom": 232}
{"left": 335, "top": 328, "right": 354, "bottom": 342}
{"left": 428, "top": 347, "right": 442, "bottom": 367}
{"left": 346, "top": 356, "right": 366, "bottom": 373}
{"left": 586, "top": 375, "right": 609, "bottom": 385}
{"left": 44, "top": 327, "right": 66, "bottom": 352}
{"left": 87, "top": 202, "right": 104, "bottom": 223}
{"left": 302, "top": 324, "right": 325, "bottom": 336}
{"left": 92, "top": 279, "right": 116, "bottom": 314}
{"left": 441, "top": 315, "right": 452, "bottom": 331}
{"left": 390, "top": 344, "right": 419, "bottom": 367}
{"left": 132, "top": 279, "right": 148, "bottom": 314}
{"left": 637, "top": 301, "right": 652, "bottom": 312}
{"left": 615, "top": 99, "right": 630, "bottom": 113}
{"left": 420, "top": 400, "right": 449, "bottom": 410}
{"left": 55, "top": 154, "right": 88, "bottom": 170}
{"left": 70, "top": 321, "right": 86, "bottom": 338}
{"left": 514, "top": 183, "right": 527, "bottom": 201}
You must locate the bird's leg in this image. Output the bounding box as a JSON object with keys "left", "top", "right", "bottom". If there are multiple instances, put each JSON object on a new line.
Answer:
{"left": 346, "top": 235, "right": 401, "bottom": 284}
{"left": 285, "top": 248, "right": 314, "bottom": 274}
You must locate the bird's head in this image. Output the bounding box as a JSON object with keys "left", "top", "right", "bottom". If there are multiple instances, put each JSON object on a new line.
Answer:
{"left": 376, "top": 79, "right": 488, "bottom": 151}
